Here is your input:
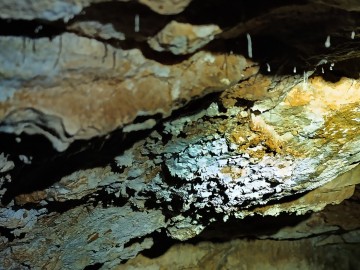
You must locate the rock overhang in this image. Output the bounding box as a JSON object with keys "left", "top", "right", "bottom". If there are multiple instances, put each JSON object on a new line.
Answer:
{"left": 0, "top": 0, "right": 360, "bottom": 269}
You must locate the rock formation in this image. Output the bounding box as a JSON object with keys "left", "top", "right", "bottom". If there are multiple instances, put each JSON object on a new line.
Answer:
{"left": 0, "top": 0, "right": 359, "bottom": 269}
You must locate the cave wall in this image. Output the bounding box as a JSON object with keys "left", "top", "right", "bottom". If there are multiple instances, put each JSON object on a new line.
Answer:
{"left": 0, "top": 0, "right": 360, "bottom": 269}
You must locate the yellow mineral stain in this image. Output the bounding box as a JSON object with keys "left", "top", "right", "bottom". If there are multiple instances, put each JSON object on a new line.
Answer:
{"left": 249, "top": 114, "right": 283, "bottom": 153}
{"left": 285, "top": 77, "right": 360, "bottom": 114}
{"left": 318, "top": 103, "right": 360, "bottom": 145}
{"left": 283, "top": 86, "right": 313, "bottom": 107}
{"left": 220, "top": 166, "right": 245, "bottom": 179}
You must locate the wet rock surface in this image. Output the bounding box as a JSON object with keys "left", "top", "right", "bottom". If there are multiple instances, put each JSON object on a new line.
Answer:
{"left": 0, "top": 0, "right": 360, "bottom": 269}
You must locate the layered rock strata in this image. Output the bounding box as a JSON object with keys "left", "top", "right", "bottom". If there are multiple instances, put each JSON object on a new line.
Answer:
{"left": 0, "top": 0, "right": 359, "bottom": 269}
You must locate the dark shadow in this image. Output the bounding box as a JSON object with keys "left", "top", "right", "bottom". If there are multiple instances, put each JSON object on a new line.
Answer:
{"left": 83, "top": 263, "right": 103, "bottom": 270}
{"left": 71, "top": 0, "right": 360, "bottom": 79}
{"left": 0, "top": 18, "right": 66, "bottom": 38}
{"left": 0, "top": 0, "right": 359, "bottom": 78}
{"left": 140, "top": 211, "right": 311, "bottom": 260}
{"left": 73, "top": 1, "right": 171, "bottom": 41}
{"left": 0, "top": 127, "right": 150, "bottom": 205}
{"left": 191, "top": 212, "right": 312, "bottom": 242}
{"left": 177, "top": 0, "right": 308, "bottom": 27}
{"left": 140, "top": 230, "right": 181, "bottom": 259}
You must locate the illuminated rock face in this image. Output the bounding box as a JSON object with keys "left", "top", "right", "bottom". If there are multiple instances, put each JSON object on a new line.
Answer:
{"left": 0, "top": 34, "right": 250, "bottom": 151}
{"left": 0, "top": 0, "right": 360, "bottom": 269}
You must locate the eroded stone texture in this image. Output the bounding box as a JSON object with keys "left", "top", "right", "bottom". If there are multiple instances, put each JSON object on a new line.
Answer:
{"left": 118, "top": 187, "right": 360, "bottom": 269}
{"left": 1, "top": 75, "right": 359, "bottom": 269}
{"left": 68, "top": 21, "right": 127, "bottom": 41}
{"left": 1, "top": 0, "right": 360, "bottom": 269}
{"left": 116, "top": 233, "right": 360, "bottom": 270}
{"left": 148, "top": 21, "right": 221, "bottom": 55}
{"left": 1, "top": 0, "right": 359, "bottom": 152}
{"left": 1, "top": 206, "right": 165, "bottom": 270}
{"left": 0, "top": 33, "right": 252, "bottom": 151}
{"left": 0, "top": 0, "right": 87, "bottom": 21}
{"left": 107, "top": 75, "right": 360, "bottom": 240}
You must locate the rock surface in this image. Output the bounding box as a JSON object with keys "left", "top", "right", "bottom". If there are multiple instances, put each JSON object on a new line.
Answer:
{"left": 0, "top": 0, "right": 360, "bottom": 269}
{"left": 118, "top": 186, "right": 360, "bottom": 269}
{"left": 0, "top": 33, "right": 251, "bottom": 151}
{"left": 117, "top": 233, "right": 360, "bottom": 270}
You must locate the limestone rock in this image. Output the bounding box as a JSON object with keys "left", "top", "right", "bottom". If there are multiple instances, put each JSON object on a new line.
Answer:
{"left": 118, "top": 188, "right": 360, "bottom": 269}
{"left": 0, "top": 0, "right": 130, "bottom": 21}
{"left": 148, "top": 21, "right": 222, "bottom": 55}
{"left": 116, "top": 233, "right": 360, "bottom": 270}
{"left": 1, "top": 206, "right": 165, "bottom": 269}
{"left": 0, "top": 153, "right": 14, "bottom": 173}
{"left": 0, "top": 0, "right": 360, "bottom": 269}
{"left": 139, "top": 0, "right": 192, "bottom": 15}
{"left": 0, "top": 33, "right": 251, "bottom": 151}
{"left": 68, "top": 21, "right": 126, "bottom": 41}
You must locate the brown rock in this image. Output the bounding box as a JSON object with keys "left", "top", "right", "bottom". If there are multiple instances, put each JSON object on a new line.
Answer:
{"left": 116, "top": 233, "right": 360, "bottom": 270}
{"left": 148, "top": 20, "right": 222, "bottom": 55}
{"left": 0, "top": 33, "right": 253, "bottom": 150}
{"left": 139, "top": 0, "right": 192, "bottom": 15}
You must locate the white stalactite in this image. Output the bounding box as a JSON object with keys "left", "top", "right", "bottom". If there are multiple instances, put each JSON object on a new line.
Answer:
{"left": 246, "top": 33, "right": 253, "bottom": 58}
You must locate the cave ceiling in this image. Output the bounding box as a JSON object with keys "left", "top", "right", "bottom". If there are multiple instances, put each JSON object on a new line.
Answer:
{"left": 0, "top": 0, "right": 360, "bottom": 269}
